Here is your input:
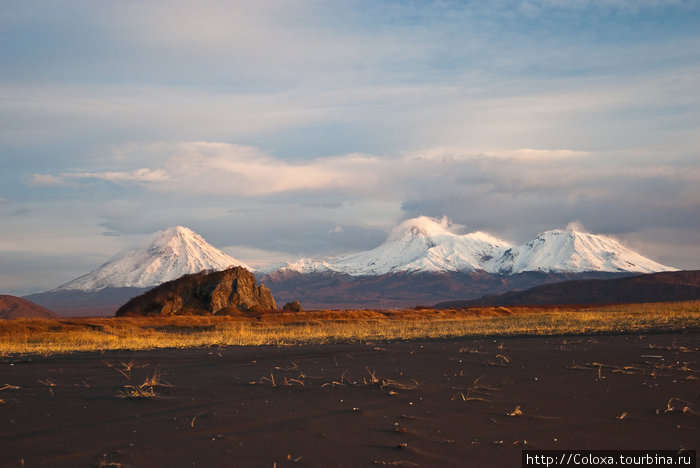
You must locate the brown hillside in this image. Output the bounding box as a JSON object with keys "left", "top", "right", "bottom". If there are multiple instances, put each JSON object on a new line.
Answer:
{"left": 116, "top": 267, "right": 277, "bottom": 317}
{"left": 0, "top": 295, "right": 60, "bottom": 319}
{"left": 261, "top": 270, "right": 629, "bottom": 309}
{"left": 434, "top": 270, "right": 700, "bottom": 308}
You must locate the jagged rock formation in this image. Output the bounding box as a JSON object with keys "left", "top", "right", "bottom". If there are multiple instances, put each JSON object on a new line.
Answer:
{"left": 116, "top": 267, "right": 276, "bottom": 317}
{"left": 0, "top": 295, "right": 59, "bottom": 319}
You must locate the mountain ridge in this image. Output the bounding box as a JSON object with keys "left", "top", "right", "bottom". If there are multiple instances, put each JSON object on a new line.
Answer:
{"left": 25, "top": 218, "right": 679, "bottom": 315}
{"left": 269, "top": 216, "right": 676, "bottom": 277}
{"left": 433, "top": 270, "right": 700, "bottom": 308}
{"left": 260, "top": 270, "right": 634, "bottom": 310}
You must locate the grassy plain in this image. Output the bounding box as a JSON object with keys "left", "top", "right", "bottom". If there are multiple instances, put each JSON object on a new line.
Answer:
{"left": 1, "top": 301, "right": 698, "bottom": 355}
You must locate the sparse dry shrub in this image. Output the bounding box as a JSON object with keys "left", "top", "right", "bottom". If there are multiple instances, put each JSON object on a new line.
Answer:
{"left": 117, "top": 369, "right": 169, "bottom": 399}
{"left": 507, "top": 405, "right": 524, "bottom": 416}
{"left": 664, "top": 397, "right": 699, "bottom": 415}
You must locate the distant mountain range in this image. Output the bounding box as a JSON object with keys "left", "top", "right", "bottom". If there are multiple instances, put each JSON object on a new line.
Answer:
{"left": 266, "top": 216, "right": 675, "bottom": 276}
{"left": 434, "top": 270, "right": 700, "bottom": 308}
{"left": 259, "top": 216, "right": 676, "bottom": 308}
{"left": 25, "top": 217, "right": 678, "bottom": 315}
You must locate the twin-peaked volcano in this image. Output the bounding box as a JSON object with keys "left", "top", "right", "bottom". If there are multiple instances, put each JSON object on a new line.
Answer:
{"left": 262, "top": 217, "right": 677, "bottom": 308}
{"left": 273, "top": 216, "right": 675, "bottom": 277}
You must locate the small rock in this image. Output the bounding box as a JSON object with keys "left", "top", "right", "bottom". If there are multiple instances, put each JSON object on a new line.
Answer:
{"left": 282, "top": 300, "right": 303, "bottom": 312}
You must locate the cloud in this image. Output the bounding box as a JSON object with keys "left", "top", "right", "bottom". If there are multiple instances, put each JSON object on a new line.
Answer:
{"left": 43, "top": 143, "right": 700, "bottom": 208}
{"left": 43, "top": 143, "right": 600, "bottom": 200}
{"left": 565, "top": 220, "right": 587, "bottom": 232}
{"left": 487, "top": 149, "right": 589, "bottom": 160}
{"left": 1, "top": 0, "right": 699, "bottom": 295}
{"left": 67, "top": 168, "right": 169, "bottom": 183}
{"left": 27, "top": 174, "right": 67, "bottom": 186}
{"left": 3, "top": 1, "right": 698, "bottom": 159}
{"left": 51, "top": 142, "right": 385, "bottom": 196}
{"left": 38, "top": 143, "right": 699, "bottom": 250}
{"left": 302, "top": 201, "right": 344, "bottom": 209}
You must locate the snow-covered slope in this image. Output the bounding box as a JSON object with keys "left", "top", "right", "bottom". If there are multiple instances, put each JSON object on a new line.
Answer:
{"left": 54, "top": 226, "right": 249, "bottom": 291}
{"left": 272, "top": 217, "right": 676, "bottom": 277}
{"left": 278, "top": 216, "right": 513, "bottom": 276}
{"left": 55, "top": 219, "right": 674, "bottom": 293}
{"left": 491, "top": 229, "right": 677, "bottom": 274}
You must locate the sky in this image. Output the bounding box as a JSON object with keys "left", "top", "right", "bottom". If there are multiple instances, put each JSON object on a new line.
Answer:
{"left": 1, "top": 0, "right": 699, "bottom": 295}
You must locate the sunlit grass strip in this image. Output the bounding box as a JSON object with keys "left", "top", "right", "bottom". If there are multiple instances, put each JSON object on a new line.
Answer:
{"left": 0, "top": 301, "right": 698, "bottom": 356}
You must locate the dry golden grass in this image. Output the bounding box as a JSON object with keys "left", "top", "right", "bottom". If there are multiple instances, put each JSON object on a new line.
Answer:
{"left": 0, "top": 301, "right": 698, "bottom": 356}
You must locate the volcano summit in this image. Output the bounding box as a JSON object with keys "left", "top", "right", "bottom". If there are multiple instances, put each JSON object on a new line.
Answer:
{"left": 25, "top": 227, "right": 248, "bottom": 316}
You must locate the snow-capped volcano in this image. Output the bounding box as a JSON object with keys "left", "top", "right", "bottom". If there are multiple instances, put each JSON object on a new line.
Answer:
{"left": 278, "top": 216, "right": 513, "bottom": 276}
{"left": 53, "top": 226, "right": 249, "bottom": 292}
{"left": 271, "top": 217, "right": 676, "bottom": 277}
{"left": 492, "top": 228, "right": 677, "bottom": 274}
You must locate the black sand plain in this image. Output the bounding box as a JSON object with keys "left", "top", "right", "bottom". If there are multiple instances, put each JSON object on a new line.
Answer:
{"left": 1, "top": 333, "right": 698, "bottom": 467}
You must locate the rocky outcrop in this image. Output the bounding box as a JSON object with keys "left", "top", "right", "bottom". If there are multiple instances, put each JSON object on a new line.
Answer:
{"left": 116, "top": 267, "right": 276, "bottom": 317}
{"left": 282, "top": 300, "right": 303, "bottom": 312}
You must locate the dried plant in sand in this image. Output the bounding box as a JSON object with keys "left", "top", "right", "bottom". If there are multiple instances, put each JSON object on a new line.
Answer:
{"left": 97, "top": 454, "right": 122, "bottom": 467}
{"left": 103, "top": 360, "right": 134, "bottom": 380}
{"left": 452, "top": 375, "right": 499, "bottom": 402}
{"left": 316, "top": 367, "right": 418, "bottom": 393}
{"left": 488, "top": 354, "right": 511, "bottom": 366}
{"left": 507, "top": 405, "right": 524, "bottom": 417}
{"left": 117, "top": 369, "right": 170, "bottom": 399}
{"left": 37, "top": 378, "right": 59, "bottom": 396}
{"left": 663, "top": 398, "right": 699, "bottom": 415}
{"left": 0, "top": 383, "right": 20, "bottom": 405}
